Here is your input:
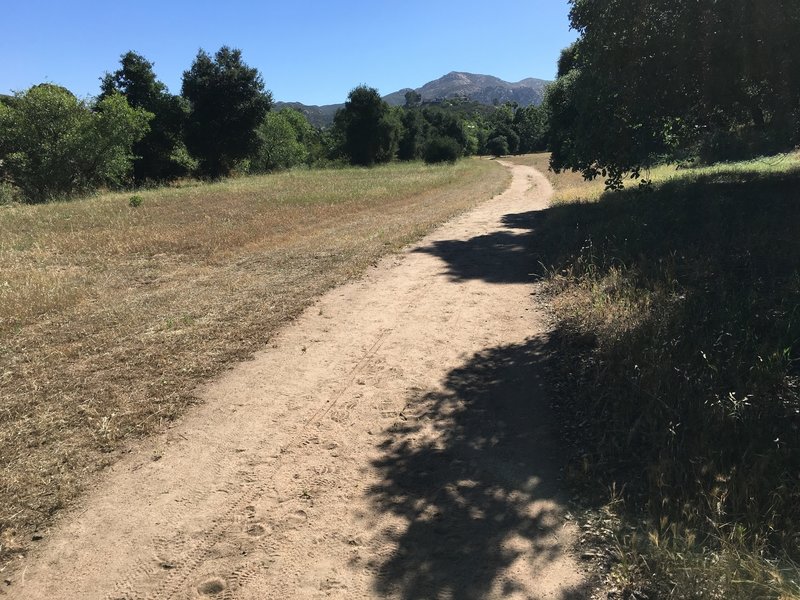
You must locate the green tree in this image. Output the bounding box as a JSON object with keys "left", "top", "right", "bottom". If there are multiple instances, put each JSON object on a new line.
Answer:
{"left": 486, "top": 136, "right": 509, "bottom": 157}
{"left": 398, "top": 109, "right": 429, "bottom": 160}
{"left": 334, "top": 86, "right": 401, "bottom": 166}
{"left": 514, "top": 104, "right": 548, "bottom": 153}
{"left": 0, "top": 84, "right": 151, "bottom": 202}
{"left": 101, "top": 51, "right": 190, "bottom": 182}
{"left": 421, "top": 107, "right": 471, "bottom": 154}
{"left": 182, "top": 47, "right": 272, "bottom": 177}
{"left": 404, "top": 90, "right": 422, "bottom": 108}
{"left": 548, "top": 0, "right": 800, "bottom": 187}
{"left": 255, "top": 109, "right": 310, "bottom": 171}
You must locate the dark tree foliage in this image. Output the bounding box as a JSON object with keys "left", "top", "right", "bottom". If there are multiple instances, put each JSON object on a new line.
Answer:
{"left": 423, "top": 108, "right": 468, "bottom": 144}
{"left": 404, "top": 90, "right": 422, "bottom": 108}
{"left": 547, "top": 0, "right": 800, "bottom": 187}
{"left": 392, "top": 96, "right": 547, "bottom": 163}
{"left": 486, "top": 136, "right": 509, "bottom": 157}
{"left": 423, "top": 136, "right": 462, "bottom": 164}
{"left": 484, "top": 103, "right": 521, "bottom": 154}
{"left": 398, "top": 109, "right": 429, "bottom": 160}
{"left": 182, "top": 47, "right": 271, "bottom": 177}
{"left": 514, "top": 105, "right": 548, "bottom": 153}
{"left": 100, "top": 51, "right": 189, "bottom": 182}
{"left": 334, "top": 85, "right": 401, "bottom": 166}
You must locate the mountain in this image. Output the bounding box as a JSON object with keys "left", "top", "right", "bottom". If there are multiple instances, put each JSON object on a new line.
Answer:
{"left": 274, "top": 71, "right": 550, "bottom": 127}
{"left": 384, "top": 72, "right": 550, "bottom": 107}
{"left": 271, "top": 101, "right": 342, "bottom": 128}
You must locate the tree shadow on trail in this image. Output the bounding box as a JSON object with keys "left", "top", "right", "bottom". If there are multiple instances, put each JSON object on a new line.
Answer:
{"left": 412, "top": 210, "right": 548, "bottom": 285}
{"left": 368, "top": 337, "right": 592, "bottom": 599}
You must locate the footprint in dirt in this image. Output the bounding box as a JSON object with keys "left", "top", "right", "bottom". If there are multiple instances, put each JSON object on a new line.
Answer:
{"left": 197, "top": 576, "right": 226, "bottom": 596}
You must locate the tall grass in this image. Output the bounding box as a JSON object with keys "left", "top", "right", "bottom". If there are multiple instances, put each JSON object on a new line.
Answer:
{"left": 522, "top": 153, "right": 800, "bottom": 598}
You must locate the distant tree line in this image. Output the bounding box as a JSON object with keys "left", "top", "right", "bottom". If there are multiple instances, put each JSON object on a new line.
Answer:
{"left": 544, "top": 0, "right": 800, "bottom": 188}
{"left": 331, "top": 85, "right": 548, "bottom": 167}
{"left": 0, "top": 47, "right": 548, "bottom": 204}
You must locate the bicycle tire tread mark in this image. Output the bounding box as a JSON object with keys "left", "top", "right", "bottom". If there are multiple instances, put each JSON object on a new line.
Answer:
{"left": 104, "top": 326, "right": 396, "bottom": 600}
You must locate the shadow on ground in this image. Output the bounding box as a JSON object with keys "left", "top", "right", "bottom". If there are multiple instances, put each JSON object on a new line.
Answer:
{"left": 369, "top": 201, "right": 591, "bottom": 598}
{"left": 369, "top": 336, "right": 592, "bottom": 599}
{"left": 412, "top": 209, "right": 547, "bottom": 284}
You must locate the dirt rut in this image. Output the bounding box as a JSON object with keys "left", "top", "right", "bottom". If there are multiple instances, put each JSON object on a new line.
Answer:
{"left": 10, "top": 162, "right": 589, "bottom": 599}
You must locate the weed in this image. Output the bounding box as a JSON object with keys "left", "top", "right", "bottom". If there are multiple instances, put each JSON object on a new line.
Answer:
{"left": 0, "top": 183, "right": 18, "bottom": 206}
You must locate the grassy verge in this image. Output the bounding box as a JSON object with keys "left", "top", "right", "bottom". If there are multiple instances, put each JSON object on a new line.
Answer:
{"left": 512, "top": 153, "right": 800, "bottom": 598}
{"left": 0, "top": 159, "right": 510, "bottom": 566}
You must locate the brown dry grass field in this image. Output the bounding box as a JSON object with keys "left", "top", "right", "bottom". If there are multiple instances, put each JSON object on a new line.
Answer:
{"left": 0, "top": 158, "right": 509, "bottom": 564}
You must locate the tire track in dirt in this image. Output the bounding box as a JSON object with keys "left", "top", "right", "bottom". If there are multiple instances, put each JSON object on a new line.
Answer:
{"left": 10, "top": 161, "right": 591, "bottom": 600}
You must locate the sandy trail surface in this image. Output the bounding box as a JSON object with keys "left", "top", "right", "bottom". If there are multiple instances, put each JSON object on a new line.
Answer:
{"left": 11, "top": 162, "right": 589, "bottom": 600}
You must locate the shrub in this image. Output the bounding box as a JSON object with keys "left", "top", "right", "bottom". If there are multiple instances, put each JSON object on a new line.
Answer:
{"left": 423, "top": 136, "right": 461, "bottom": 164}
{"left": 0, "top": 182, "right": 18, "bottom": 205}
{"left": 486, "top": 135, "right": 509, "bottom": 157}
{"left": 0, "top": 84, "right": 151, "bottom": 202}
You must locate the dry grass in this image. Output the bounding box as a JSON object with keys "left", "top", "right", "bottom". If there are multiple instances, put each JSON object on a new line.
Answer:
{"left": 0, "top": 159, "right": 510, "bottom": 565}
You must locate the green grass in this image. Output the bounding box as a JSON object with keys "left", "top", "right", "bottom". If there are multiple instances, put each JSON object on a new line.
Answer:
{"left": 530, "top": 153, "right": 800, "bottom": 598}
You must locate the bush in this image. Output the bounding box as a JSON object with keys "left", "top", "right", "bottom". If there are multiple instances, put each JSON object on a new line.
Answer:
{"left": 486, "top": 135, "right": 509, "bottom": 157}
{"left": 0, "top": 182, "right": 18, "bottom": 205}
{"left": 254, "top": 110, "right": 309, "bottom": 172}
{"left": 0, "top": 84, "right": 151, "bottom": 202}
{"left": 423, "top": 136, "right": 461, "bottom": 164}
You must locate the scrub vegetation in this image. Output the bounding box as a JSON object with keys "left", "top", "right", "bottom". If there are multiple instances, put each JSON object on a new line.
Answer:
{"left": 506, "top": 152, "right": 800, "bottom": 599}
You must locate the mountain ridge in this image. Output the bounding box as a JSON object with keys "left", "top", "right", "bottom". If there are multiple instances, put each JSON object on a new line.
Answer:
{"left": 274, "top": 71, "right": 550, "bottom": 127}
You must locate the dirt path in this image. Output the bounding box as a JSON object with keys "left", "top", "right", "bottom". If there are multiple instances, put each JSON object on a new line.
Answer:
{"left": 9, "top": 162, "right": 589, "bottom": 600}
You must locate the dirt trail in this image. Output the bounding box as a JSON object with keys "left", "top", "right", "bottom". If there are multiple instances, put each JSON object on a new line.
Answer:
{"left": 10, "top": 162, "right": 589, "bottom": 600}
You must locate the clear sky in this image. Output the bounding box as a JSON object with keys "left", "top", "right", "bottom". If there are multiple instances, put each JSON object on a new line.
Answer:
{"left": 2, "top": 1, "right": 577, "bottom": 106}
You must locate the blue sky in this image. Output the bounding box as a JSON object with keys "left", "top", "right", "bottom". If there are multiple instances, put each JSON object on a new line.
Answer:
{"left": 2, "top": 1, "right": 577, "bottom": 105}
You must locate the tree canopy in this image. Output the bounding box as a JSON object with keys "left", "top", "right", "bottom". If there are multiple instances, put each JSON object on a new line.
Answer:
{"left": 334, "top": 86, "right": 402, "bottom": 166}
{"left": 101, "top": 51, "right": 190, "bottom": 182}
{"left": 0, "top": 84, "right": 151, "bottom": 202}
{"left": 546, "top": 0, "right": 800, "bottom": 187}
{"left": 182, "top": 47, "right": 272, "bottom": 177}
{"left": 255, "top": 109, "right": 313, "bottom": 171}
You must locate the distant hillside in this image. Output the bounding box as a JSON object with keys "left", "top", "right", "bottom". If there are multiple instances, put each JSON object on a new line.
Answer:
{"left": 271, "top": 101, "right": 343, "bottom": 128}
{"left": 383, "top": 72, "right": 550, "bottom": 107}
{"left": 275, "top": 71, "right": 550, "bottom": 128}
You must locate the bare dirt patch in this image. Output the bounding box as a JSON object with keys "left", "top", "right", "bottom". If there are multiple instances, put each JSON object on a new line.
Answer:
{"left": 7, "top": 161, "right": 589, "bottom": 598}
